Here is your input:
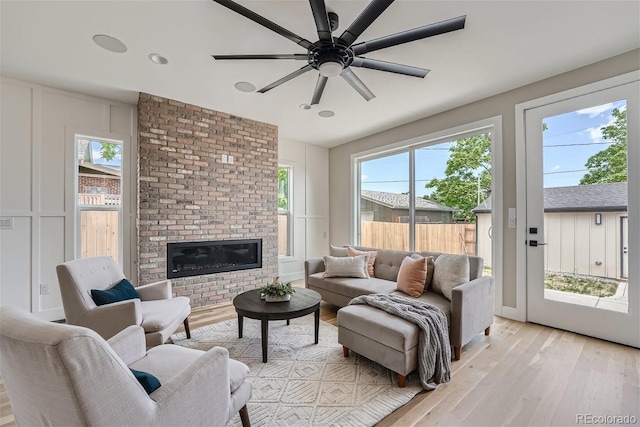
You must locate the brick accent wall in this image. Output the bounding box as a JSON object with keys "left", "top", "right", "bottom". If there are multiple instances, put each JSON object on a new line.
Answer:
{"left": 137, "top": 93, "right": 278, "bottom": 307}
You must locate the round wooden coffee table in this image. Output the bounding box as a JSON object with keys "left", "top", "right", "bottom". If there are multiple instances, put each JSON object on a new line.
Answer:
{"left": 232, "top": 288, "right": 321, "bottom": 362}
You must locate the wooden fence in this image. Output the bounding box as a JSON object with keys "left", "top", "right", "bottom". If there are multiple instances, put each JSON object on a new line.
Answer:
{"left": 80, "top": 210, "right": 119, "bottom": 260}
{"left": 278, "top": 214, "right": 288, "bottom": 256}
{"left": 360, "top": 221, "right": 476, "bottom": 255}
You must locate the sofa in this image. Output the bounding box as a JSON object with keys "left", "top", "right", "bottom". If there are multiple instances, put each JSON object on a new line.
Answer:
{"left": 305, "top": 246, "right": 494, "bottom": 379}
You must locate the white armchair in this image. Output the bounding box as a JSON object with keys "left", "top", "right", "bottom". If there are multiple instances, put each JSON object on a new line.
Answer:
{"left": 56, "top": 256, "right": 191, "bottom": 346}
{"left": 0, "top": 307, "right": 252, "bottom": 427}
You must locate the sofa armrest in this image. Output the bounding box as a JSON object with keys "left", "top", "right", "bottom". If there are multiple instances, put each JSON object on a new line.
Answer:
{"left": 76, "top": 298, "right": 143, "bottom": 340}
{"left": 136, "top": 280, "right": 172, "bottom": 301}
{"left": 305, "top": 259, "right": 325, "bottom": 287}
{"left": 107, "top": 325, "right": 147, "bottom": 365}
{"left": 151, "top": 347, "right": 231, "bottom": 425}
{"left": 450, "top": 276, "right": 495, "bottom": 347}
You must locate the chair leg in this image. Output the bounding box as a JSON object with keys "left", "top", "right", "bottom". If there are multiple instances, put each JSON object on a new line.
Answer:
{"left": 183, "top": 318, "right": 191, "bottom": 339}
{"left": 454, "top": 346, "right": 461, "bottom": 361}
{"left": 485, "top": 326, "right": 491, "bottom": 336}
{"left": 343, "top": 346, "right": 349, "bottom": 357}
{"left": 239, "top": 405, "right": 250, "bottom": 427}
{"left": 397, "top": 374, "right": 406, "bottom": 388}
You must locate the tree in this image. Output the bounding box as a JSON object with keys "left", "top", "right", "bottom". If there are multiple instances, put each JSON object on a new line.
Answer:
{"left": 424, "top": 134, "right": 491, "bottom": 222}
{"left": 278, "top": 167, "right": 288, "bottom": 209}
{"left": 99, "top": 142, "right": 121, "bottom": 162}
{"left": 580, "top": 108, "right": 627, "bottom": 185}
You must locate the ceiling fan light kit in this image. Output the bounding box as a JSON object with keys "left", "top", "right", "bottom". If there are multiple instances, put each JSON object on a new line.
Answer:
{"left": 212, "top": 0, "right": 466, "bottom": 107}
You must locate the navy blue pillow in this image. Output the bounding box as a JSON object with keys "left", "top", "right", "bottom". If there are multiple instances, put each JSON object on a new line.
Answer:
{"left": 130, "top": 368, "right": 161, "bottom": 394}
{"left": 91, "top": 279, "right": 140, "bottom": 306}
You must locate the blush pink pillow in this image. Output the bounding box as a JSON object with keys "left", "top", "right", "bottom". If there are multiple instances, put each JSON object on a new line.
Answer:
{"left": 396, "top": 256, "right": 428, "bottom": 297}
{"left": 347, "top": 247, "right": 377, "bottom": 278}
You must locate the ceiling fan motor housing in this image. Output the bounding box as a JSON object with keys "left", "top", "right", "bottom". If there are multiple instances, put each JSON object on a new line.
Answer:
{"left": 309, "top": 41, "right": 353, "bottom": 74}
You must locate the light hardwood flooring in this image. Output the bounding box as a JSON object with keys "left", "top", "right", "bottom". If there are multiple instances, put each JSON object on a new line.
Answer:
{"left": 2, "top": 296, "right": 639, "bottom": 427}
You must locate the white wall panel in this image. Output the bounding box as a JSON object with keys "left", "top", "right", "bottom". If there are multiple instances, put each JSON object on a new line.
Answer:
{"left": 0, "top": 82, "right": 32, "bottom": 212}
{"left": 39, "top": 216, "right": 65, "bottom": 314}
{"left": 305, "top": 145, "right": 329, "bottom": 217}
{"left": 306, "top": 218, "right": 328, "bottom": 259}
{"left": 1, "top": 78, "right": 136, "bottom": 316}
{"left": 0, "top": 218, "right": 31, "bottom": 310}
{"left": 39, "top": 91, "right": 107, "bottom": 212}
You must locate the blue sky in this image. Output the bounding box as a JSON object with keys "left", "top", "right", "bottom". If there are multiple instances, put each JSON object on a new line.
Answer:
{"left": 361, "top": 100, "right": 626, "bottom": 196}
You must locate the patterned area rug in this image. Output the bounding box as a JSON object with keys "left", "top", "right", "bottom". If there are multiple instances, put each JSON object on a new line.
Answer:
{"left": 170, "top": 315, "right": 422, "bottom": 426}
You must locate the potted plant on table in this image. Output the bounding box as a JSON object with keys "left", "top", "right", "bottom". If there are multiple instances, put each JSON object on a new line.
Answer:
{"left": 261, "top": 277, "right": 296, "bottom": 302}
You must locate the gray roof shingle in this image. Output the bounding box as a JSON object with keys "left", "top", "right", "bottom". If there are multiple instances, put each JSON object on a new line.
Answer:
{"left": 473, "top": 182, "right": 628, "bottom": 213}
{"left": 361, "top": 190, "right": 455, "bottom": 212}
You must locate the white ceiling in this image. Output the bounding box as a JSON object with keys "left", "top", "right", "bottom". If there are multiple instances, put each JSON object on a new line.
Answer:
{"left": 1, "top": 1, "right": 638, "bottom": 148}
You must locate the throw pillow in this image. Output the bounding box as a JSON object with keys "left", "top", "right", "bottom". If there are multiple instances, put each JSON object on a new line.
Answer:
{"left": 410, "top": 253, "right": 435, "bottom": 290}
{"left": 347, "top": 247, "right": 377, "bottom": 278}
{"left": 396, "top": 256, "right": 428, "bottom": 297}
{"left": 432, "top": 254, "right": 470, "bottom": 301}
{"left": 91, "top": 279, "right": 140, "bottom": 306}
{"left": 130, "top": 368, "right": 161, "bottom": 394}
{"left": 329, "top": 244, "right": 349, "bottom": 257}
{"left": 323, "top": 255, "right": 369, "bottom": 278}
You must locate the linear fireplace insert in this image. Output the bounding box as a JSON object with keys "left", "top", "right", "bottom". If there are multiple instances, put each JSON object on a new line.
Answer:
{"left": 167, "top": 239, "right": 262, "bottom": 279}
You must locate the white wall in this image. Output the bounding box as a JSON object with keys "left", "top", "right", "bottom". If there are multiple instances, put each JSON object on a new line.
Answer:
{"left": 0, "top": 78, "right": 137, "bottom": 320}
{"left": 329, "top": 49, "right": 640, "bottom": 316}
{"left": 278, "top": 138, "right": 329, "bottom": 282}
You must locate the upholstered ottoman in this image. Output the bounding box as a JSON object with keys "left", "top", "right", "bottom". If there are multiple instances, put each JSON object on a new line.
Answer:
{"left": 338, "top": 304, "right": 421, "bottom": 387}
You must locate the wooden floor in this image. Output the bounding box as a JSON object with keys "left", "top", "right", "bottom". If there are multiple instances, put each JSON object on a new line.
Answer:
{"left": 2, "top": 296, "right": 639, "bottom": 427}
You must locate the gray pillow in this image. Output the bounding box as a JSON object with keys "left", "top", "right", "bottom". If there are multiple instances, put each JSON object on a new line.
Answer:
{"left": 432, "top": 254, "right": 470, "bottom": 300}
{"left": 329, "top": 244, "right": 349, "bottom": 257}
{"left": 323, "top": 255, "right": 369, "bottom": 278}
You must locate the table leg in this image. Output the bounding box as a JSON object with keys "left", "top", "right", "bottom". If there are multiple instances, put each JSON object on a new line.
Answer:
{"left": 314, "top": 307, "right": 319, "bottom": 345}
{"left": 286, "top": 319, "right": 290, "bottom": 326}
{"left": 238, "top": 315, "right": 243, "bottom": 338}
{"left": 261, "top": 318, "right": 268, "bottom": 363}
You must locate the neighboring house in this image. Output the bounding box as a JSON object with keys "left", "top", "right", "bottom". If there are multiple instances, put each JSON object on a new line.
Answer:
{"left": 77, "top": 141, "right": 122, "bottom": 206}
{"left": 360, "top": 190, "right": 457, "bottom": 224}
{"left": 474, "top": 182, "right": 629, "bottom": 279}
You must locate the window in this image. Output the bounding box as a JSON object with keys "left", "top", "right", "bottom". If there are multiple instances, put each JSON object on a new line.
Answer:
{"left": 278, "top": 165, "right": 292, "bottom": 256}
{"left": 355, "top": 124, "right": 497, "bottom": 277}
{"left": 76, "top": 136, "right": 123, "bottom": 263}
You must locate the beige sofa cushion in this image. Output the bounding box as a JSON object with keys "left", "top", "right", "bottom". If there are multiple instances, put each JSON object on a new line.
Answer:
{"left": 329, "top": 245, "right": 348, "bottom": 257}
{"left": 396, "top": 256, "right": 428, "bottom": 297}
{"left": 323, "top": 255, "right": 369, "bottom": 278}
{"left": 347, "top": 247, "right": 377, "bottom": 277}
{"left": 308, "top": 272, "right": 397, "bottom": 299}
{"left": 432, "top": 254, "right": 470, "bottom": 300}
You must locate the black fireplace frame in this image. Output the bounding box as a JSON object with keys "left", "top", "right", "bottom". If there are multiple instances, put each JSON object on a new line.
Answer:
{"left": 166, "top": 239, "right": 262, "bottom": 279}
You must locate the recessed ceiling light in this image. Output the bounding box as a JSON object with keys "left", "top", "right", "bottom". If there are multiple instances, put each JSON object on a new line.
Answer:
{"left": 300, "top": 104, "right": 312, "bottom": 110}
{"left": 234, "top": 81, "right": 256, "bottom": 93}
{"left": 318, "top": 110, "right": 335, "bottom": 118}
{"left": 148, "top": 53, "right": 169, "bottom": 65}
{"left": 93, "top": 34, "right": 127, "bottom": 53}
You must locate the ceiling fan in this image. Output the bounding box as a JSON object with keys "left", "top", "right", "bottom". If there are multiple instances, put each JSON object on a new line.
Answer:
{"left": 212, "top": 0, "right": 466, "bottom": 105}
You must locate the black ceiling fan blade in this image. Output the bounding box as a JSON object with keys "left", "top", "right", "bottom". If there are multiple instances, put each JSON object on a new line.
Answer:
{"left": 340, "top": 68, "right": 375, "bottom": 101}
{"left": 310, "top": 75, "right": 329, "bottom": 105}
{"left": 212, "top": 0, "right": 313, "bottom": 50}
{"left": 352, "top": 15, "right": 466, "bottom": 55}
{"left": 338, "top": 0, "right": 395, "bottom": 46}
{"left": 257, "top": 64, "right": 314, "bottom": 93}
{"left": 351, "top": 57, "right": 429, "bottom": 78}
{"left": 212, "top": 54, "right": 308, "bottom": 60}
{"left": 309, "top": 0, "right": 332, "bottom": 42}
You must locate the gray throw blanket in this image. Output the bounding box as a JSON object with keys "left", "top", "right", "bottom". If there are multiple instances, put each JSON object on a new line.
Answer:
{"left": 348, "top": 294, "right": 451, "bottom": 390}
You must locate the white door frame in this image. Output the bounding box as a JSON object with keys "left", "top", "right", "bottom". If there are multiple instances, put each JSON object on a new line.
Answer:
{"left": 515, "top": 71, "right": 639, "bottom": 347}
